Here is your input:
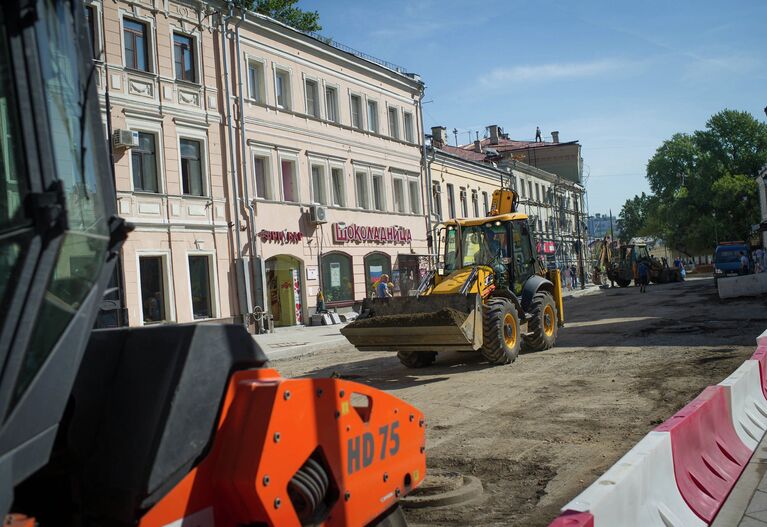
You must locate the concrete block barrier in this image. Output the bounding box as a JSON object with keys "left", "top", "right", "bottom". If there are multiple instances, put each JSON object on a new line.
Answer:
{"left": 556, "top": 431, "right": 705, "bottom": 527}
{"left": 757, "top": 330, "right": 767, "bottom": 347}
{"left": 717, "top": 272, "right": 767, "bottom": 299}
{"left": 719, "top": 360, "right": 767, "bottom": 450}
{"left": 752, "top": 346, "right": 767, "bottom": 402}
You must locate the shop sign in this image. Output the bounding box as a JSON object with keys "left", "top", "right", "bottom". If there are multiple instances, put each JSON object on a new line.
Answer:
{"left": 537, "top": 241, "right": 556, "bottom": 254}
{"left": 333, "top": 223, "right": 412, "bottom": 244}
{"left": 258, "top": 229, "right": 303, "bottom": 244}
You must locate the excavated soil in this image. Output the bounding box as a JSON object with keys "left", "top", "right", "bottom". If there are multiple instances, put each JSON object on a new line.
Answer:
{"left": 274, "top": 278, "right": 767, "bottom": 526}
{"left": 346, "top": 308, "right": 469, "bottom": 329}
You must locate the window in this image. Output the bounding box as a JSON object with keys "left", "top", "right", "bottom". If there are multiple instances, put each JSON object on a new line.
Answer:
{"left": 131, "top": 132, "right": 158, "bottom": 192}
{"left": 248, "top": 60, "right": 265, "bottom": 103}
{"left": 482, "top": 191, "right": 489, "bottom": 215}
{"left": 520, "top": 179, "right": 526, "bottom": 198}
{"left": 367, "top": 100, "right": 378, "bottom": 133}
{"left": 432, "top": 183, "right": 442, "bottom": 219}
{"left": 372, "top": 172, "right": 385, "bottom": 211}
{"left": 472, "top": 190, "right": 479, "bottom": 217}
{"left": 322, "top": 252, "right": 354, "bottom": 304}
{"left": 364, "top": 253, "right": 391, "bottom": 298}
{"left": 355, "top": 170, "right": 369, "bottom": 208}
{"left": 393, "top": 178, "right": 405, "bottom": 213}
{"left": 305, "top": 78, "right": 319, "bottom": 118}
{"left": 446, "top": 183, "right": 455, "bottom": 218}
{"left": 388, "top": 107, "right": 399, "bottom": 139}
{"left": 123, "top": 18, "right": 149, "bottom": 71}
{"left": 460, "top": 187, "right": 468, "bottom": 217}
{"left": 403, "top": 112, "right": 414, "bottom": 143}
{"left": 331, "top": 167, "right": 345, "bottom": 206}
{"left": 188, "top": 255, "right": 213, "bottom": 319}
{"left": 275, "top": 69, "right": 291, "bottom": 110}
{"left": 325, "top": 86, "right": 338, "bottom": 123}
{"left": 535, "top": 183, "right": 540, "bottom": 202}
{"left": 280, "top": 158, "right": 298, "bottom": 202}
{"left": 409, "top": 179, "right": 421, "bottom": 214}
{"left": 350, "top": 94, "right": 363, "bottom": 129}
{"left": 85, "top": 5, "right": 97, "bottom": 58}
{"left": 173, "top": 33, "right": 195, "bottom": 82}
{"left": 253, "top": 155, "right": 272, "bottom": 199}
{"left": 311, "top": 164, "right": 327, "bottom": 205}
{"left": 180, "top": 138, "right": 204, "bottom": 196}
{"left": 140, "top": 256, "right": 168, "bottom": 323}
{"left": 528, "top": 181, "right": 532, "bottom": 200}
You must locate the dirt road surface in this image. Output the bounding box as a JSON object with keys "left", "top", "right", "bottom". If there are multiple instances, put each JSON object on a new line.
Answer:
{"left": 273, "top": 277, "right": 767, "bottom": 526}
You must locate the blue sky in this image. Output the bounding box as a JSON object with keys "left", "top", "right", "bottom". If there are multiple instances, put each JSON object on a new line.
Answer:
{"left": 299, "top": 0, "right": 767, "bottom": 216}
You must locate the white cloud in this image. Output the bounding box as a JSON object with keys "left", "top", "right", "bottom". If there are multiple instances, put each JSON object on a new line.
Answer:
{"left": 480, "top": 59, "right": 633, "bottom": 85}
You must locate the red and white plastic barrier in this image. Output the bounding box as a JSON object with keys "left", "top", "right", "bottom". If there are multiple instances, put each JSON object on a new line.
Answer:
{"left": 549, "top": 339, "right": 767, "bottom": 526}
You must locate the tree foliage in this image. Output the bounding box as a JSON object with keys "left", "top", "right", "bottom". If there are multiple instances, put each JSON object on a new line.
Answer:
{"left": 618, "top": 109, "right": 767, "bottom": 254}
{"left": 234, "top": 0, "right": 321, "bottom": 32}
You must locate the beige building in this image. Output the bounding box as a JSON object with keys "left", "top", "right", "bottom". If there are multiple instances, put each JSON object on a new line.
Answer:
{"left": 429, "top": 127, "right": 587, "bottom": 272}
{"left": 91, "top": 0, "right": 427, "bottom": 328}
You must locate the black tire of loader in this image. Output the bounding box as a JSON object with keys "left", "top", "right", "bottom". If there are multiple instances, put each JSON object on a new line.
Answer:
{"left": 523, "top": 292, "right": 558, "bottom": 352}
{"left": 397, "top": 351, "right": 437, "bottom": 368}
{"left": 616, "top": 278, "right": 632, "bottom": 288}
{"left": 481, "top": 298, "right": 521, "bottom": 365}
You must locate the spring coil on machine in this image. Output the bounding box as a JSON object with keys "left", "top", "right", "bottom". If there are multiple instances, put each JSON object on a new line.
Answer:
{"left": 288, "top": 457, "right": 330, "bottom": 524}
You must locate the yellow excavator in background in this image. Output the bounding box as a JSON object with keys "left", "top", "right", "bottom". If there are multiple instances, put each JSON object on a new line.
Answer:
{"left": 342, "top": 189, "right": 564, "bottom": 368}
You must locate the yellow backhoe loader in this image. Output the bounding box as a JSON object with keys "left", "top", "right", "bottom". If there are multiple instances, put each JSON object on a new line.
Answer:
{"left": 341, "top": 189, "right": 564, "bottom": 368}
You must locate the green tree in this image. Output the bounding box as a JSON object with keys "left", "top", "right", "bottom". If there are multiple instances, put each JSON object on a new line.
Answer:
{"left": 619, "top": 109, "right": 767, "bottom": 254}
{"left": 234, "top": 0, "right": 321, "bottom": 32}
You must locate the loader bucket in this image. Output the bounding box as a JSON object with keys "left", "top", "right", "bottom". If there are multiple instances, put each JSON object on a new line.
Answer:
{"left": 341, "top": 294, "right": 483, "bottom": 353}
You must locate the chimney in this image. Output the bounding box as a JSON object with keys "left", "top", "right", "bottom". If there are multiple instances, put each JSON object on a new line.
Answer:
{"left": 473, "top": 140, "right": 482, "bottom": 153}
{"left": 488, "top": 124, "right": 500, "bottom": 145}
{"left": 551, "top": 131, "right": 560, "bottom": 143}
{"left": 431, "top": 126, "right": 447, "bottom": 148}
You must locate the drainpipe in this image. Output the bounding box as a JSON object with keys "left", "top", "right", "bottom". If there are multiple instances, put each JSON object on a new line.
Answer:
{"left": 221, "top": 5, "right": 253, "bottom": 323}
{"left": 235, "top": 11, "right": 268, "bottom": 316}
{"left": 417, "top": 82, "right": 434, "bottom": 258}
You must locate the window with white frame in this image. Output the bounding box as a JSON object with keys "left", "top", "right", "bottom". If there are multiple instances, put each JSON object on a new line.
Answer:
{"left": 311, "top": 164, "right": 328, "bottom": 205}
{"left": 403, "top": 112, "right": 414, "bottom": 143}
{"left": 275, "top": 68, "right": 291, "bottom": 110}
{"left": 355, "top": 170, "right": 369, "bottom": 208}
{"left": 173, "top": 33, "right": 196, "bottom": 82}
{"left": 350, "top": 94, "right": 363, "bottom": 129}
{"left": 253, "top": 153, "right": 272, "bottom": 199}
{"left": 331, "top": 167, "right": 345, "bottom": 206}
{"left": 482, "top": 191, "right": 489, "bottom": 215}
{"left": 460, "top": 187, "right": 468, "bottom": 217}
{"left": 408, "top": 178, "right": 421, "bottom": 214}
{"left": 280, "top": 157, "right": 298, "bottom": 202}
{"left": 180, "top": 138, "right": 204, "bottom": 196}
{"left": 132, "top": 131, "right": 159, "bottom": 192}
{"left": 520, "top": 179, "right": 526, "bottom": 198}
{"left": 84, "top": 5, "right": 100, "bottom": 59}
{"left": 305, "top": 78, "right": 319, "bottom": 118}
{"left": 325, "top": 86, "right": 338, "bottom": 123}
{"left": 123, "top": 18, "right": 150, "bottom": 72}
{"left": 471, "top": 190, "right": 479, "bottom": 217}
{"left": 188, "top": 254, "right": 214, "bottom": 319}
{"left": 535, "top": 183, "right": 540, "bottom": 202}
{"left": 528, "top": 181, "right": 532, "bottom": 200}
{"left": 446, "top": 183, "right": 455, "bottom": 218}
{"left": 139, "top": 255, "right": 169, "bottom": 323}
{"left": 372, "top": 172, "right": 385, "bottom": 211}
{"left": 432, "top": 182, "right": 442, "bottom": 219}
{"left": 393, "top": 177, "right": 406, "bottom": 213}
{"left": 367, "top": 100, "right": 378, "bottom": 133}
{"left": 388, "top": 107, "right": 399, "bottom": 139}
{"left": 248, "top": 60, "right": 265, "bottom": 103}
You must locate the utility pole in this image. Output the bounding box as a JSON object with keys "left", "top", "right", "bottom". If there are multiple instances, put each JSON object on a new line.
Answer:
{"left": 575, "top": 193, "right": 586, "bottom": 289}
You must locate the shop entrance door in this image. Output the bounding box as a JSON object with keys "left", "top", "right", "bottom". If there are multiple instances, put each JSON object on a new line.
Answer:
{"left": 265, "top": 255, "right": 303, "bottom": 327}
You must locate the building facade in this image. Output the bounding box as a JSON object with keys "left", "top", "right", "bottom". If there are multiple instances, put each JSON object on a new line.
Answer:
{"left": 429, "top": 127, "right": 587, "bottom": 273}
{"left": 93, "top": 0, "right": 428, "bottom": 328}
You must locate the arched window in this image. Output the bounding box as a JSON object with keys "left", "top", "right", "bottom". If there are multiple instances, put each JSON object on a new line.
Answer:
{"left": 321, "top": 252, "right": 354, "bottom": 305}
{"left": 364, "top": 252, "right": 392, "bottom": 298}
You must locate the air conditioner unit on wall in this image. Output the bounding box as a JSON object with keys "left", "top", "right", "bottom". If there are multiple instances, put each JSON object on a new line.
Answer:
{"left": 309, "top": 204, "right": 327, "bottom": 225}
{"left": 112, "top": 129, "right": 139, "bottom": 149}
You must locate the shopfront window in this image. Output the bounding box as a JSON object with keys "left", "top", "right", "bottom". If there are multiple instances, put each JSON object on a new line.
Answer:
{"left": 322, "top": 252, "right": 353, "bottom": 304}
{"left": 364, "top": 252, "right": 391, "bottom": 298}
{"left": 188, "top": 255, "right": 213, "bottom": 319}
{"left": 140, "top": 256, "right": 168, "bottom": 323}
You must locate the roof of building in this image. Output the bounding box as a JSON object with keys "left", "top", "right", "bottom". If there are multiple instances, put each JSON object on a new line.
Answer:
{"left": 459, "top": 137, "right": 580, "bottom": 154}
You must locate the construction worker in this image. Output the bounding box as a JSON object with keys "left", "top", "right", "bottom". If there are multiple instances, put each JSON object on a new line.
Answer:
{"left": 638, "top": 260, "right": 650, "bottom": 293}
